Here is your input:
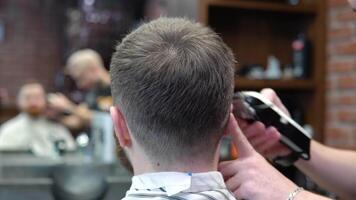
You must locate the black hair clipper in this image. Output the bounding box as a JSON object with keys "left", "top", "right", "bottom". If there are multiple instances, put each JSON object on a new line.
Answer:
{"left": 233, "top": 91, "right": 311, "bottom": 166}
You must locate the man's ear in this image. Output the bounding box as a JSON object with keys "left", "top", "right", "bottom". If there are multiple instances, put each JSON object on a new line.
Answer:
{"left": 110, "top": 106, "right": 132, "bottom": 148}
{"left": 223, "top": 104, "right": 234, "bottom": 136}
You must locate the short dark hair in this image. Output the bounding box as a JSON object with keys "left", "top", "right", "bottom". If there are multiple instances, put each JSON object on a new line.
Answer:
{"left": 110, "top": 18, "right": 235, "bottom": 162}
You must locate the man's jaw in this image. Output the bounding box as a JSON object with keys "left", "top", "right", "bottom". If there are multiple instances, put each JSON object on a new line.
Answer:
{"left": 23, "top": 107, "right": 45, "bottom": 118}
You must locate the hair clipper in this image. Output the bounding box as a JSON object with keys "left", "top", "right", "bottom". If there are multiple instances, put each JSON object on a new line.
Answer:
{"left": 233, "top": 91, "right": 311, "bottom": 166}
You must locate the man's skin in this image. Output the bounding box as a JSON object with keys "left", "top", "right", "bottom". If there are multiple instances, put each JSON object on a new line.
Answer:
{"left": 18, "top": 83, "right": 47, "bottom": 117}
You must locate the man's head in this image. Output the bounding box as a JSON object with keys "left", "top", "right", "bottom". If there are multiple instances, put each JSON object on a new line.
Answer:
{"left": 66, "top": 49, "right": 105, "bottom": 90}
{"left": 110, "top": 18, "right": 235, "bottom": 166}
{"left": 349, "top": 0, "right": 356, "bottom": 10}
{"left": 18, "top": 81, "right": 46, "bottom": 117}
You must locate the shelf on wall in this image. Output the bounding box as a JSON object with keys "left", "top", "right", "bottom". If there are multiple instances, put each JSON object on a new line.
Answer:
{"left": 203, "top": 0, "right": 317, "bottom": 15}
{"left": 234, "top": 78, "right": 315, "bottom": 90}
{"left": 199, "top": 0, "right": 326, "bottom": 142}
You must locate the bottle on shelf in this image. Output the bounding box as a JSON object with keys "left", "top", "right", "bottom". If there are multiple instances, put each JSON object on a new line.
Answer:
{"left": 265, "top": 55, "right": 282, "bottom": 79}
{"left": 287, "top": 0, "right": 300, "bottom": 6}
{"left": 292, "top": 34, "right": 311, "bottom": 79}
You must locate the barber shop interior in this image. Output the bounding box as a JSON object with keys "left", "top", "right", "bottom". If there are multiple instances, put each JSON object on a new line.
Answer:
{"left": 1, "top": 0, "right": 356, "bottom": 200}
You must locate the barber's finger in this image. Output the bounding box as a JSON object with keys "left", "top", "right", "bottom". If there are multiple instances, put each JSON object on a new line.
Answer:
{"left": 266, "top": 126, "right": 281, "bottom": 139}
{"left": 219, "top": 160, "right": 233, "bottom": 169}
{"left": 225, "top": 173, "right": 242, "bottom": 193}
{"left": 226, "top": 114, "right": 255, "bottom": 157}
{"left": 260, "top": 88, "right": 280, "bottom": 105}
{"left": 243, "top": 122, "right": 266, "bottom": 139}
{"left": 235, "top": 118, "right": 249, "bottom": 130}
{"left": 255, "top": 137, "right": 279, "bottom": 155}
{"left": 225, "top": 173, "right": 251, "bottom": 200}
{"left": 250, "top": 135, "right": 270, "bottom": 150}
{"left": 232, "top": 189, "right": 245, "bottom": 200}
{"left": 261, "top": 88, "right": 290, "bottom": 116}
{"left": 219, "top": 160, "right": 244, "bottom": 179}
{"left": 249, "top": 125, "right": 278, "bottom": 147}
{"left": 265, "top": 145, "right": 291, "bottom": 159}
{"left": 219, "top": 161, "right": 238, "bottom": 179}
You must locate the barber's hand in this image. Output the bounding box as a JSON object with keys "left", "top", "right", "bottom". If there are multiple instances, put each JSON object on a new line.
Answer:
{"left": 75, "top": 103, "right": 92, "bottom": 124}
{"left": 48, "top": 93, "right": 76, "bottom": 113}
{"left": 236, "top": 88, "right": 291, "bottom": 160}
{"left": 219, "top": 114, "right": 297, "bottom": 200}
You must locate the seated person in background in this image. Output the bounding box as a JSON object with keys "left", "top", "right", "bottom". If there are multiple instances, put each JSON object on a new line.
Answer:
{"left": 110, "top": 18, "right": 236, "bottom": 199}
{"left": 48, "top": 49, "right": 112, "bottom": 131}
{"left": 0, "top": 81, "right": 76, "bottom": 157}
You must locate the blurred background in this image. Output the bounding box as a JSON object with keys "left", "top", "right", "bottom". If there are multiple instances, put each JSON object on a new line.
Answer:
{"left": 0, "top": 0, "right": 355, "bottom": 199}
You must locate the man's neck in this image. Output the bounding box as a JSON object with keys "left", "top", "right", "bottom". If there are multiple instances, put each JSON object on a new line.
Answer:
{"left": 130, "top": 150, "right": 220, "bottom": 175}
{"left": 133, "top": 161, "right": 218, "bottom": 176}
{"left": 22, "top": 112, "right": 44, "bottom": 120}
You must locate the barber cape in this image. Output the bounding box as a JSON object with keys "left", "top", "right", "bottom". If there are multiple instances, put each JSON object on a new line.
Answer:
{"left": 123, "top": 171, "right": 236, "bottom": 200}
{"left": 0, "top": 113, "right": 76, "bottom": 157}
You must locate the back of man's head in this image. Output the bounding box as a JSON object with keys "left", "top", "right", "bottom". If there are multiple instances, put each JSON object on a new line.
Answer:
{"left": 66, "top": 49, "right": 104, "bottom": 75}
{"left": 110, "top": 18, "right": 235, "bottom": 162}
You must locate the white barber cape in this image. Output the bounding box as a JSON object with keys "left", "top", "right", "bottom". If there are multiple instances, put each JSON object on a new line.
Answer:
{"left": 0, "top": 113, "right": 76, "bottom": 157}
{"left": 123, "top": 171, "right": 236, "bottom": 200}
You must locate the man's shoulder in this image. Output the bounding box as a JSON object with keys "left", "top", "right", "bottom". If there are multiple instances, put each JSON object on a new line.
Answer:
{"left": 45, "top": 119, "right": 65, "bottom": 128}
{"left": 44, "top": 119, "right": 76, "bottom": 149}
{"left": 0, "top": 115, "right": 25, "bottom": 134}
{"left": 45, "top": 119, "right": 70, "bottom": 133}
{"left": 0, "top": 115, "right": 28, "bottom": 148}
